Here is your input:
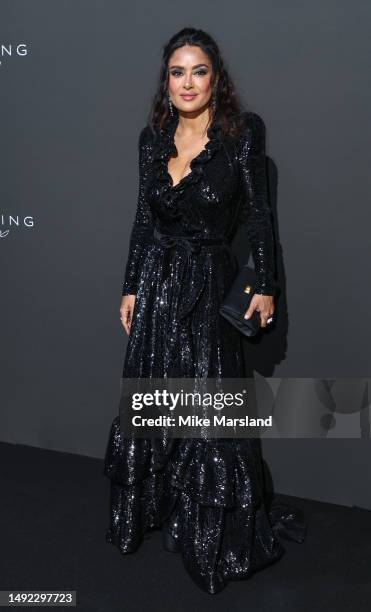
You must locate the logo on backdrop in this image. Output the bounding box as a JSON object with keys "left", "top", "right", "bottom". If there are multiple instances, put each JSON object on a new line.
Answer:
{"left": 0, "top": 44, "right": 28, "bottom": 67}
{"left": 0, "top": 215, "right": 35, "bottom": 237}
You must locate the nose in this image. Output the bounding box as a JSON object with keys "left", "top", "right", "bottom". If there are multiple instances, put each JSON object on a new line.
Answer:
{"left": 184, "top": 74, "right": 194, "bottom": 89}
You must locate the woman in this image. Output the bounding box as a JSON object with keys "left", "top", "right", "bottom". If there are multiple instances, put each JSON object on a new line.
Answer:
{"left": 104, "top": 27, "right": 306, "bottom": 594}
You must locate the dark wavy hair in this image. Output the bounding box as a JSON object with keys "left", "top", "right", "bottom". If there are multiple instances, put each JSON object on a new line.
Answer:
{"left": 147, "top": 27, "right": 248, "bottom": 139}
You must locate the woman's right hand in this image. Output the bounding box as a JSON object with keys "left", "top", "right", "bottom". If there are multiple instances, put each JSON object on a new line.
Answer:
{"left": 120, "top": 294, "right": 136, "bottom": 336}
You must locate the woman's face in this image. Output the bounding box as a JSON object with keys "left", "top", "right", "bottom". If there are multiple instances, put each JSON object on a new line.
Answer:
{"left": 167, "top": 44, "right": 214, "bottom": 114}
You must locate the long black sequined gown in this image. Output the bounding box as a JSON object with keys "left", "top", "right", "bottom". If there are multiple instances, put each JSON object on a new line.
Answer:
{"left": 104, "top": 111, "right": 307, "bottom": 594}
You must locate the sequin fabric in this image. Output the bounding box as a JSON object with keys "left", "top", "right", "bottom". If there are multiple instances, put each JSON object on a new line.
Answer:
{"left": 104, "top": 111, "right": 307, "bottom": 594}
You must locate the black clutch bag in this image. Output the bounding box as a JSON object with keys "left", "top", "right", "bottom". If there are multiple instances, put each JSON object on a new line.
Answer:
{"left": 218, "top": 138, "right": 272, "bottom": 337}
{"left": 219, "top": 264, "right": 261, "bottom": 337}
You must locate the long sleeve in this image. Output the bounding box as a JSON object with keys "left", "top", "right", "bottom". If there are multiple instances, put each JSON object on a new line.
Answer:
{"left": 122, "top": 126, "right": 154, "bottom": 296}
{"left": 237, "top": 112, "right": 277, "bottom": 296}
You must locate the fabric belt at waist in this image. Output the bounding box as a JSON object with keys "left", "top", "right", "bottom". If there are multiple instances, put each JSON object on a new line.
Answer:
{"left": 153, "top": 227, "right": 228, "bottom": 255}
{"left": 152, "top": 227, "right": 231, "bottom": 320}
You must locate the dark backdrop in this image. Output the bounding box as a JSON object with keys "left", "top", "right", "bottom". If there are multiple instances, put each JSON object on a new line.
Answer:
{"left": 1, "top": 0, "right": 370, "bottom": 508}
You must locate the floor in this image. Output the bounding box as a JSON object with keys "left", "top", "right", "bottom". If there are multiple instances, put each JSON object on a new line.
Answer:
{"left": 1, "top": 441, "right": 370, "bottom": 612}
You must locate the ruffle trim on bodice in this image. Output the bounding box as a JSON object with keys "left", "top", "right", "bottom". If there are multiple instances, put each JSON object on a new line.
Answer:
{"left": 151, "top": 113, "right": 224, "bottom": 202}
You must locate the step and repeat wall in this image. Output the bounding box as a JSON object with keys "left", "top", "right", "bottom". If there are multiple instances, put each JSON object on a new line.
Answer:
{"left": 1, "top": 0, "right": 370, "bottom": 508}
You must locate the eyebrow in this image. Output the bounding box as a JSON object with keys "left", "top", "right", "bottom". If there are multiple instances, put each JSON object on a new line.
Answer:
{"left": 169, "top": 63, "right": 209, "bottom": 69}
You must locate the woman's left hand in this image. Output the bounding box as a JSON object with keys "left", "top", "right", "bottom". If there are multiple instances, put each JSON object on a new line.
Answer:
{"left": 244, "top": 294, "right": 275, "bottom": 328}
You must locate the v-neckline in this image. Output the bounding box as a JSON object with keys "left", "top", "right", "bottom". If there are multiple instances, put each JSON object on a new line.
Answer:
{"left": 165, "top": 115, "right": 215, "bottom": 190}
{"left": 166, "top": 141, "right": 211, "bottom": 190}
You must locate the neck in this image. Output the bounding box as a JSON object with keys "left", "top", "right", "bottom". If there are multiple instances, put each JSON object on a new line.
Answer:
{"left": 175, "top": 106, "right": 213, "bottom": 137}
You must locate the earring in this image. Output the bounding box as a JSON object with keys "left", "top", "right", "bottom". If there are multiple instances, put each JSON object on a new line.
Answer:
{"left": 211, "top": 89, "right": 217, "bottom": 109}
{"left": 168, "top": 93, "right": 174, "bottom": 117}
